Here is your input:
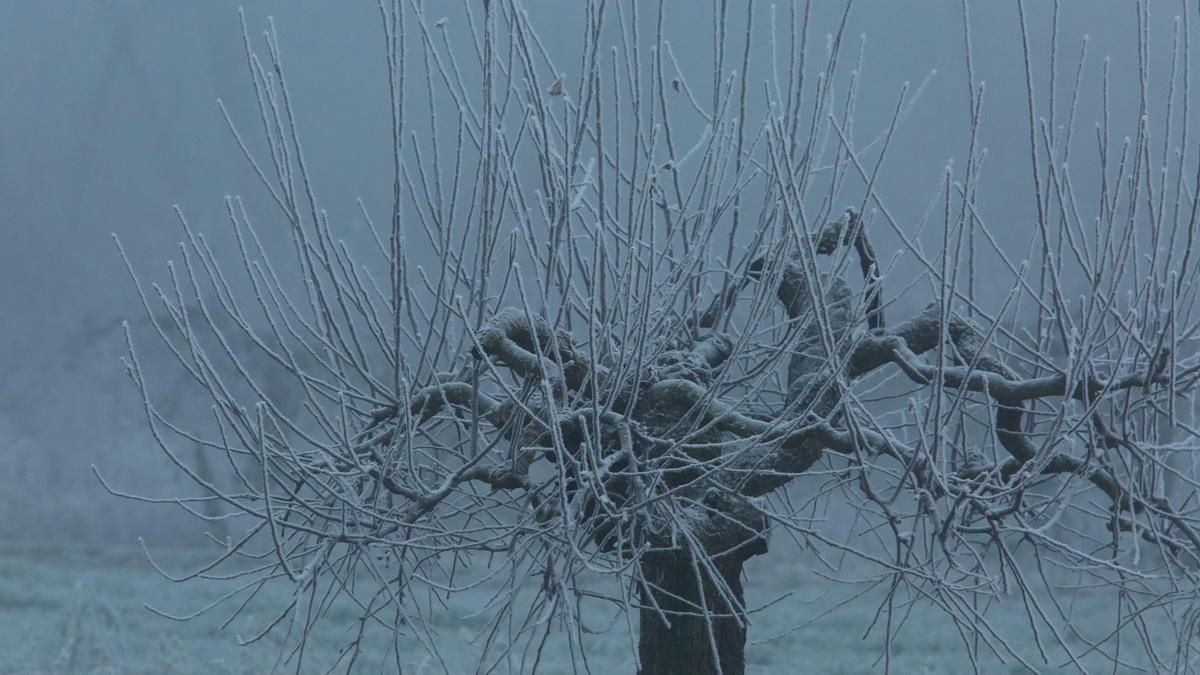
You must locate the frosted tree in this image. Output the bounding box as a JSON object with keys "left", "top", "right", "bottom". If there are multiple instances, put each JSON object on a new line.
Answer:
{"left": 111, "top": 1, "right": 1200, "bottom": 673}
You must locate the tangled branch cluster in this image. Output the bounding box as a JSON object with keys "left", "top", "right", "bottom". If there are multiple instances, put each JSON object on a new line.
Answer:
{"left": 107, "top": 1, "right": 1200, "bottom": 671}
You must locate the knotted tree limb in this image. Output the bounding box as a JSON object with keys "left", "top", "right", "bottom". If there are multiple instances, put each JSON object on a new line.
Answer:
{"left": 358, "top": 240, "right": 1199, "bottom": 568}
{"left": 684, "top": 247, "right": 1198, "bottom": 555}
{"left": 840, "top": 303, "right": 1200, "bottom": 550}
{"left": 471, "top": 307, "right": 600, "bottom": 392}
{"left": 699, "top": 208, "right": 882, "bottom": 334}
{"left": 816, "top": 208, "right": 884, "bottom": 331}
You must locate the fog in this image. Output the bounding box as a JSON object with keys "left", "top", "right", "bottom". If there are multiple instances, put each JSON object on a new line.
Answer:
{"left": 0, "top": 1, "right": 1180, "bottom": 546}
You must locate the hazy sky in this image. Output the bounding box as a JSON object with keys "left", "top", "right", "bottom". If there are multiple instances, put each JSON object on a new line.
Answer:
{"left": 0, "top": 1, "right": 1162, "bottom": 350}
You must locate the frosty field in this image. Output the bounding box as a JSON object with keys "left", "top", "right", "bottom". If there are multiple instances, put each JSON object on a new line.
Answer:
{"left": 0, "top": 542, "right": 1165, "bottom": 674}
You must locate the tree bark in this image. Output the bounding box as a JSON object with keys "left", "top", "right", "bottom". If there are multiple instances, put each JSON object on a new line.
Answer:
{"left": 637, "top": 551, "right": 749, "bottom": 675}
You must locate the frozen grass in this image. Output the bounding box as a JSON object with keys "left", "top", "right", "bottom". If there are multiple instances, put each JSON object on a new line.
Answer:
{"left": 0, "top": 542, "right": 1165, "bottom": 674}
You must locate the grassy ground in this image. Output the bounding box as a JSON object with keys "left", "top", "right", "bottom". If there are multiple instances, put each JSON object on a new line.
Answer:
{"left": 0, "top": 541, "right": 1175, "bottom": 674}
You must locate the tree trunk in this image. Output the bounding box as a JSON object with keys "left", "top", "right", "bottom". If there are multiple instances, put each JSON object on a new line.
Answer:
{"left": 637, "top": 552, "right": 749, "bottom": 675}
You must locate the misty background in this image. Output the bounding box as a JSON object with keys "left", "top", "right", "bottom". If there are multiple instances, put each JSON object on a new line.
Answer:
{"left": 0, "top": 1, "right": 1170, "bottom": 547}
